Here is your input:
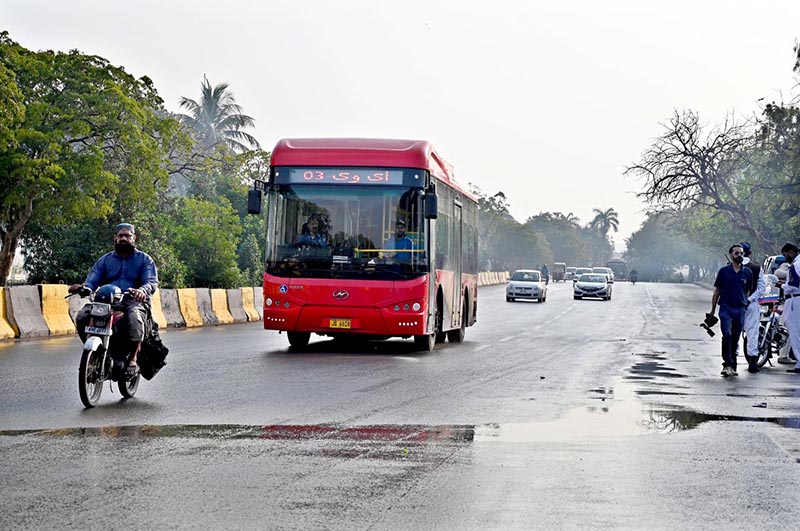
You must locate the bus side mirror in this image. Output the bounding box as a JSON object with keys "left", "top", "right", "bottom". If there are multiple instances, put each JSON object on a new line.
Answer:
{"left": 424, "top": 193, "right": 438, "bottom": 219}
{"left": 247, "top": 189, "right": 262, "bottom": 215}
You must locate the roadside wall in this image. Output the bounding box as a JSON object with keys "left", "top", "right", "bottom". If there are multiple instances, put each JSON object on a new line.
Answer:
{"left": 210, "top": 289, "right": 234, "bottom": 324}
{"left": 5, "top": 285, "right": 49, "bottom": 339}
{"left": 241, "top": 287, "right": 260, "bottom": 322}
{"left": 40, "top": 284, "right": 76, "bottom": 336}
{"left": 0, "top": 288, "right": 16, "bottom": 339}
{"left": 150, "top": 290, "right": 168, "bottom": 330}
{"left": 195, "top": 288, "right": 219, "bottom": 326}
{"left": 159, "top": 289, "right": 185, "bottom": 328}
{"left": 253, "top": 286, "right": 264, "bottom": 320}
{"left": 177, "top": 288, "right": 204, "bottom": 328}
{"left": 226, "top": 289, "right": 249, "bottom": 324}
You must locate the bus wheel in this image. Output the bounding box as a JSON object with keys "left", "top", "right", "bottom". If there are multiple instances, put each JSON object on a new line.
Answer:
{"left": 414, "top": 333, "right": 435, "bottom": 351}
{"left": 434, "top": 294, "right": 446, "bottom": 343}
{"left": 287, "top": 332, "right": 310, "bottom": 348}
{"left": 447, "top": 299, "right": 467, "bottom": 343}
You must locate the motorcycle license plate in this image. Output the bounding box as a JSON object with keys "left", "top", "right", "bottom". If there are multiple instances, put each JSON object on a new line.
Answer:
{"left": 85, "top": 326, "right": 112, "bottom": 336}
{"left": 329, "top": 318, "right": 351, "bottom": 329}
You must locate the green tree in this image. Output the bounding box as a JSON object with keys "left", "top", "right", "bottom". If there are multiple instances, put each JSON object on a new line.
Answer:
{"left": 178, "top": 75, "right": 260, "bottom": 154}
{"left": 625, "top": 212, "right": 718, "bottom": 282}
{"left": 0, "top": 32, "right": 182, "bottom": 283}
{"left": 174, "top": 197, "right": 243, "bottom": 288}
{"left": 589, "top": 207, "right": 619, "bottom": 238}
{"left": 524, "top": 212, "right": 590, "bottom": 266}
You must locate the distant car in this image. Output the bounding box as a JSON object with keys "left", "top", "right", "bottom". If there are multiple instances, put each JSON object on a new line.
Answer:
{"left": 506, "top": 269, "right": 548, "bottom": 303}
{"left": 574, "top": 273, "right": 613, "bottom": 300}
{"left": 565, "top": 266, "right": 577, "bottom": 281}
{"left": 592, "top": 266, "right": 614, "bottom": 283}
{"left": 572, "top": 267, "right": 593, "bottom": 282}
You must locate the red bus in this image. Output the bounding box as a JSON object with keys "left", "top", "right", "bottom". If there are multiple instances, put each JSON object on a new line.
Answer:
{"left": 248, "top": 138, "right": 478, "bottom": 351}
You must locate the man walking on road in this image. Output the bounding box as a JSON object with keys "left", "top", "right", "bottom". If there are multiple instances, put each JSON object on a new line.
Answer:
{"left": 710, "top": 244, "right": 752, "bottom": 377}
{"left": 777, "top": 242, "right": 800, "bottom": 374}
{"left": 740, "top": 242, "right": 766, "bottom": 373}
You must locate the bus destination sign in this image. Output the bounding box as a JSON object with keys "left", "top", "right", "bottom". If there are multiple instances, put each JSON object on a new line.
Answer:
{"left": 281, "top": 167, "right": 408, "bottom": 185}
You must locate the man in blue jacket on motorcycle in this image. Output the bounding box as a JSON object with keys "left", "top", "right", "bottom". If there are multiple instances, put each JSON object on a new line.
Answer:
{"left": 69, "top": 223, "right": 159, "bottom": 375}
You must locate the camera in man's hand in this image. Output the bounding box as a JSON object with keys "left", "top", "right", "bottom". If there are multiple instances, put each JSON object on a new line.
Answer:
{"left": 699, "top": 312, "right": 718, "bottom": 337}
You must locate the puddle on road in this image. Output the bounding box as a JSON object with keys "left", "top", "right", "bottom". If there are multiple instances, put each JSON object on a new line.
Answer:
{"left": 2, "top": 408, "right": 798, "bottom": 447}
{"left": 474, "top": 407, "right": 800, "bottom": 443}
{"left": 0, "top": 423, "right": 476, "bottom": 443}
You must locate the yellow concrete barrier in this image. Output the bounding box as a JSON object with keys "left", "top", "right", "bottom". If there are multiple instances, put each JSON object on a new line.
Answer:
{"left": 40, "top": 284, "right": 76, "bottom": 336}
{"left": 241, "top": 287, "right": 261, "bottom": 322}
{"left": 150, "top": 290, "right": 168, "bottom": 330}
{"left": 0, "top": 288, "right": 16, "bottom": 339}
{"left": 177, "top": 288, "right": 203, "bottom": 328}
{"left": 210, "top": 289, "right": 234, "bottom": 324}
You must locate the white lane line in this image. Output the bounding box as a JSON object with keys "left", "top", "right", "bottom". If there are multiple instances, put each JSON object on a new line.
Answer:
{"left": 474, "top": 344, "right": 492, "bottom": 352}
{"left": 498, "top": 336, "right": 514, "bottom": 343}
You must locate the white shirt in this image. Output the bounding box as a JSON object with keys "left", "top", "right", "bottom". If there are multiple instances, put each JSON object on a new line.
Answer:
{"left": 784, "top": 255, "right": 800, "bottom": 296}
{"left": 742, "top": 256, "right": 766, "bottom": 303}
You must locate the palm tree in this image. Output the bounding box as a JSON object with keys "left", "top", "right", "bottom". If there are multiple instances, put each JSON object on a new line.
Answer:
{"left": 590, "top": 207, "right": 619, "bottom": 238}
{"left": 178, "top": 75, "right": 261, "bottom": 153}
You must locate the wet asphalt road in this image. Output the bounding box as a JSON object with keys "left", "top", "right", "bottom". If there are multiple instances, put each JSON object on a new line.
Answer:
{"left": 1, "top": 282, "right": 799, "bottom": 530}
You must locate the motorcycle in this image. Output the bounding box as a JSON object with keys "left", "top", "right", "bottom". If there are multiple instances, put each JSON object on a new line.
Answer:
{"left": 753, "top": 297, "right": 789, "bottom": 368}
{"left": 69, "top": 284, "right": 165, "bottom": 408}
{"left": 630, "top": 274, "right": 638, "bottom": 285}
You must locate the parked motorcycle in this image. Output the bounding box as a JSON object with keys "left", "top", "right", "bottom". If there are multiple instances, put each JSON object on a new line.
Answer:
{"left": 754, "top": 297, "right": 789, "bottom": 368}
{"left": 69, "top": 285, "right": 167, "bottom": 408}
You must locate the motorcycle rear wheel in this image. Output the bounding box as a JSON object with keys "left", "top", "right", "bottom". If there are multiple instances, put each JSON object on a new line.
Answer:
{"left": 118, "top": 372, "right": 140, "bottom": 398}
{"left": 79, "top": 348, "right": 104, "bottom": 408}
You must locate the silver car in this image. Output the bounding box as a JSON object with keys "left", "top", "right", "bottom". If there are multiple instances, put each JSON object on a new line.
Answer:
{"left": 574, "top": 273, "right": 613, "bottom": 300}
{"left": 592, "top": 266, "right": 615, "bottom": 283}
{"left": 506, "top": 269, "right": 548, "bottom": 303}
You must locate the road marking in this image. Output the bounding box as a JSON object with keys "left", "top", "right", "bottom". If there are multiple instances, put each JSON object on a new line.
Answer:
{"left": 498, "top": 336, "right": 514, "bottom": 343}
{"left": 474, "top": 344, "right": 491, "bottom": 352}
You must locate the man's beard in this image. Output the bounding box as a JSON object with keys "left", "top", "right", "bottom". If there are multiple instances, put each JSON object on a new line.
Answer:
{"left": 115, "top": 242, "right": 135, "bottom": 254}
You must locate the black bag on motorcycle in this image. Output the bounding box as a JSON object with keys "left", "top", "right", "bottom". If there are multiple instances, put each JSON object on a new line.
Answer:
{"left": 138, "top": 338, "right": 169, "bottom": 380}
{"left": 138, "top": 320, "right": 169, "bottom": 380}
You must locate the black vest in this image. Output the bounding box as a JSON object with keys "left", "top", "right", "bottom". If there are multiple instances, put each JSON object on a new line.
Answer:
{"left": 744, "top": 261, "right": 760, "bottom": 295}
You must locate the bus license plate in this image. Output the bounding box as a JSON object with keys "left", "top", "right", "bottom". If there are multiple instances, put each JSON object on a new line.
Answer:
{"left": 86, "top": 326, "right": 112, "bottom": 336}
{"left": 329, "top": 318, "right": 351, "bottom": 329}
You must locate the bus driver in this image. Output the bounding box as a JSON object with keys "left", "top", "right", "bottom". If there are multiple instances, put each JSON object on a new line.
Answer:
{"left": 383, "top": 218, "right": 415, "bottom": 263}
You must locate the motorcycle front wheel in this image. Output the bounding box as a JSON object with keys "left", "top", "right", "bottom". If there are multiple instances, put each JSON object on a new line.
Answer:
{"left": 79, "top": 348, "right": 104, "bottom": 408}
{"left": 755, "top": 322, "right": 777, "bottom": 368}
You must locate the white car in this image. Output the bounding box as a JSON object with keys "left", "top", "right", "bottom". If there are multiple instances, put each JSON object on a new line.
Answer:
{"left": 565, "top": 266, "right": 577, "bottom": 281}
{"left": 592, "top": 266, "right": 614, "bottom": 283}
{"left": 574, "top": 273, "right": 613, "bottom": 300}
{"left": 506, "top": 269, "right": 547, "bottom": 303}
{"left": 572, "top": 267, "right": 593, "bottom": 282}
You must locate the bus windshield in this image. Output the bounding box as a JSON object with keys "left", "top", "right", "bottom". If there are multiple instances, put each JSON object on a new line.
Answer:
{"left": 265, "top": 183, "right": 427, "bottom": 280}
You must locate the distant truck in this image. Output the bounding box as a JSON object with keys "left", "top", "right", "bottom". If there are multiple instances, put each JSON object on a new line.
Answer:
{"left": 606, "top": 259, "right": 627, "bottom": 281}
{"left": 552, "top": 262, "right": 567, "bottom": 282}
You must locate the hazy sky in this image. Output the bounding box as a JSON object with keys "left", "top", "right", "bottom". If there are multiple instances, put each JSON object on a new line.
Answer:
{"left": 4, "top": 0, "right": 800, "bottom": 250}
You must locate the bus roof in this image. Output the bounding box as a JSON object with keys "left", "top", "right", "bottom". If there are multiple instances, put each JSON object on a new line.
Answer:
{"left": 271, "top": 138, "right": 475, "bottom": 199}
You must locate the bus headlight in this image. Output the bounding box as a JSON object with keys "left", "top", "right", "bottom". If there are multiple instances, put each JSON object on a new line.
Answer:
{"left": 412, "top": 302, "right": 421, "bottom": 311}
{"left": 266, "top": 298, "right": 273, "bottom": 307}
